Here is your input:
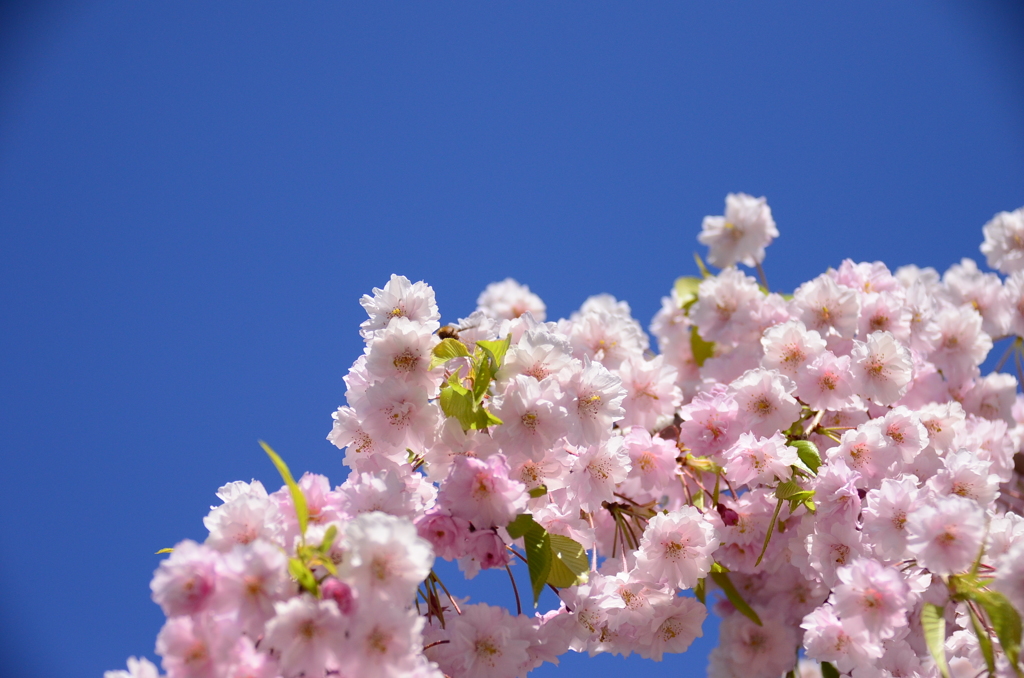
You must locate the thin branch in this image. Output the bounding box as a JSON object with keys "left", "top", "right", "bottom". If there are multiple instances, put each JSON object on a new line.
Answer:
{"left": 505, "top": 564, "right": 523, "bottom": 616}
{"left": 720, "top": 472, "right": 738, "bottom": 500}
{"left": 423, "top": 640, "right": 450, "bottom": 651}
{"left": 679, "top": 472, "right": 694, "bottom": 506}
{"left": 610, "top": 517, "right": 621, "bottom": 559}
{"left": 805, "top": 409, "right": 825, "bottom": 436}
{"left": 1015, "top": 343, "right": 1024, "bottom": 390}
{"left": 755, "top": 261, "right": 770, "bottom": 291}
{"left": 430, "top": 572, "right": 462, "bottom": 616}
{"left": 994, "top": 337, "right": 1018, "bottom": 372}
{"left": 508, "top": 546, "right": 563, "bottom": 598}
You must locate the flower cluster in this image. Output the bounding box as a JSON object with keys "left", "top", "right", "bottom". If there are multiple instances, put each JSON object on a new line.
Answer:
{"left": 119, "top": 474, "right": 440, "bottom": 678}
{"left": 110, "top": 195, "right": 1024, "bottom": 678}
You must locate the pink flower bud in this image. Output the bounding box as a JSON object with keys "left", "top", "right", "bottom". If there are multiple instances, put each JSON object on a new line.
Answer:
{"left": 320, "top": 578, "right": 358, "bottom": 615}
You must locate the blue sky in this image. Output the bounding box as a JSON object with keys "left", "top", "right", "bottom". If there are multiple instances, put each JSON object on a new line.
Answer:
{"left": 1, "top": 2, "right": 1022, "bottom": 677}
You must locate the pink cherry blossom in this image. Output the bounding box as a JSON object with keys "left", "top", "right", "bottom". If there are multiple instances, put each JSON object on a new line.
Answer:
{"left": 617, "top": 354, "right": 683, "bottom": 430}
{"left": 906, "top": 495, "right": 986, "bottom": 575}
{"left": 439, "top": 454, "right": 527, "bottom": 528}
{"left": 724, "top": 431, "right": 800, "bottom": 488}
{"left": 477, "top": 278, "right": 547, "bottom": 321}
{"left": 677, "top": 385, "right": 742, "bottom": 458}
{"left": 697, "top": 192, "right": 778, "bottom": 268}
{"left": 343, "top": 511, "right": 434, "bottom": 602}
{"left": 636, "top": 596, "right": 706, "bottom": 661}
{"left": 851, "top": 331, "right": 913, "bottom": 406}
{"left": 832, "top": 558, "right": 909, "bottom": 639}
{"left": 793, "top": 274, "right": 861, "bottom": 339}
{"left": 262, "top": 596, "right": 347, "bottom": 678}
{"left": 360, "top": 274, "right": 441, "bottom": 338}
{"left": 800, "top": 603, "right": 882, "bottom": 674}
{"left": 709, "top": 608, "right": 799, "bottom": 678}
{"left": 490, "top": 374, "right": 568, "bottom": 462}
{"left": 861, "top": 475, "right": 922, "bottom": 562}
{"left": 730, "top": 368, "right": 801, "bottom": 438}
{"left": 760, "top": 320, "right": 826, "bottom": 377}
{"left": 364, "top": 316, "right": 442, "bottom": 391}
{"left": 150, "top": 540, "right": 223, "bottom": 618}
{"left": 563, "top": 358, "right": 627, "bottom": 446}
{"left": 981, "top": 206, "right": 1024, "bottom": 274}
{"left": 104, "top": 657, "right": 162, "bottom": 678}
{"left": 567, "top": 437, "right": 632, "bottom": 512}
{"left": 634, "top": 506, "right": 717, "bottom": 589}
{"left": 445, "top": 603, "right": 532, "bottom": 678}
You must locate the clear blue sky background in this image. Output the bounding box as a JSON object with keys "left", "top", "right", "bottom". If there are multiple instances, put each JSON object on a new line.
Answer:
{"left": 1, "top": 2, "right": 1022, "bottom": 677}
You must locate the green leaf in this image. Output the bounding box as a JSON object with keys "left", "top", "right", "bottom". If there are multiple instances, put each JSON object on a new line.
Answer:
{"left": 528, "top": 485, "right": 548, "bottom": 499}
{"left": 429, "top": 337, "right": 470, "bottom": 370}
{"left": 820, "top": 662, "right": 840, "bottom": 678}
{"left": 319, "top": 524, "right": 338, "bottom": 554}
{"left": 777, "top": 482, "right": 815, "bottom": 513}
{"left": 790, "top": 439, "right": 822, "bottom": 475}
{"left": 261, "top": 441, "right": 308, "bottom": 537}
{"left": 709, "top": 570, "right": 762, "bottom": 626}
{"left": 476, "top": 336, "right": 511, "bottom": 371}
{"left": 969, "top": 604, "right": 996, "bottom": 676}
{"left": 439, "top": 385, "right": 474, "bottom": 429}
{"left": 949, "top": 573, "right": 980, "bottom": 598}
{"left": 440, "top": 365, "right": 503, "bottom": 431}
{"left": 972, "top": 590, "right": 1023, "bottom": 675}
{"left": 471, "top": 356, "right": 494, "bottom": 402}
{"left": 755, "top": 497, "right": 785, "bottom": 567}
{"left": 479, "top": 408, "right": 503, "bottom": 428}
{"left": 546, "top": 534, "right": 589, "bottom": 588}
{"left": 507, "top": 513, "right": 538, "bottom": 539}
{"left": 690, "top": 326, "right": 715, "bottom": 367}
{"left": 693, "top": 251, "right": 712, "bottom": 278}
{"left": 921, "top": 603, "right": 950, "bottom": 678}
{"left": 787, "top": 491, "right": 816, "bottom": 514}
{"left": 775, "top": 480, "right": 803, "bottom": 500}
{"left": 508, "top": 514, "right": 582, "bottom": 606}
{"left": 520, "top": 525, "right": 552, "bottom": 606}
{"left": 155, "top": 547, "right": 174, "bottom": 555}
{"left": 695, "top": 577, "right": 706, "bottom": 604}
{"left": 316, "top": 556, "right": 338, "bottom": 577}
{"left": 526, "top": 532, "right": 551, "bottom": 605}
{"left": 683, "top": 454, "right": 720, "bottom": 473}
{"left": 673, "top": 276, "right": 702, "bottom": 310}
{"left": 288, "top": 557, "right": 318, "bottom": 596}
{"left": 692, "top": 486, "right": 705, "bottom": 510}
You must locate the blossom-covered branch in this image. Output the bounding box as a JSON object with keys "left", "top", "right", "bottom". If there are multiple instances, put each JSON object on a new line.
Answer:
{"left": 110, "top": 198, "right": 1024, "bottom": 678}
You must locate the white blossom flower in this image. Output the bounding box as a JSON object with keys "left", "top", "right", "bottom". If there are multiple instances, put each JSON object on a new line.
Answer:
{"left": 359, "top": 274, "right": 441, "bottom": 339}
{"left": 476, "top": 278, "right": 546, "bottom": 321}
{"left": 446, "top": 603, "right": 531, "bottom": 678}
{"left": 343, "top": 511, "right": 434, "bottom": 602}
{"left": 104, "top": 657, "right": 162, "bottom": 678}
{"left": 906, "top": 495, "right": 985, "bottom": 575}
{"left": 760, "top": 320, "right": 826, "bottom": 377}
{"left": 634, "top": 506, "right": 717, "bottom": 589}
{"left": 793, "top": 274, "right": 861, "bottom": 339}
{"left": 730, "top": 368, "right": 801, "bottom": 438}
{"left": 850, "top": 331, "right": 913, "bottom": 406}
{"left": 832, "top": 558, "right": 909, "bottom": 640}
{"left": 262, "top": 596, "right": 347, "bottom": 678}
{"left": 563, "top": 358, "right": 626, "bottom": 446}
{"left": 981, "top": 206, "right": 1024, "bottom": 274}
{"left": 698, "top": 193, "right": 778, "bottom": 268}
